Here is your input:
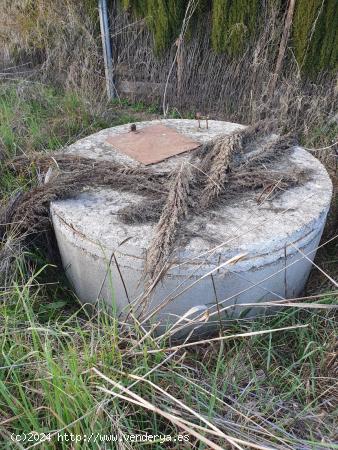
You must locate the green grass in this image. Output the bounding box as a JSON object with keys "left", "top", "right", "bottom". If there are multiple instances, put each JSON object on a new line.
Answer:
{"left": 1, "top": 269, "right": 336, "bottom": 449}
{"left": 0, "top": 81, "right": 337, "bottom": 449}
{"left": 0, "top": 81, "right": 161, "bottom": 161}
{"left": 0, "top": 80, "right": 159, "bottom": 196}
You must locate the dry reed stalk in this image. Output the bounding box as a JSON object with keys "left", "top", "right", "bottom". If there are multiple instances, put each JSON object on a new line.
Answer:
{"left": 93, "top": 366, "right": 267, "bottom": 450}
{"left": 268, "top": 0, "right": 296, "bottom": 97}
{"left": 130, "top": 324, "right": 308, "bottom": 355}
{"left": 104, "top": 368, "right": 275, "bottom": 450}
{"left": 200, "top": 133, "right": 242, "bottom": 207}
{"left": 95, "top": 385, "right": 227, "bottom": 450}
{"left": 145, "top": 164, "right": 191, "bottom": 281}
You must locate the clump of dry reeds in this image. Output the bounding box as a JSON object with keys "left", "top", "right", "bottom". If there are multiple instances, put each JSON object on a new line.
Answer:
{"left": 2, "top": 154, "right": 165, "bottom": 239}
{"left": 145, "top": 164, "right": 191, "bottom": 280}
{"left": 1, "top": 1, "right": 336, "bottom": 149}
{"left": 199, "top": 133, "right": 241, "bottom": 207}
{"left": 112, "top": 3, "right": 337, "bottom": 148}
{"left": 1, "top": 0, "right": 104, "bottom": 102}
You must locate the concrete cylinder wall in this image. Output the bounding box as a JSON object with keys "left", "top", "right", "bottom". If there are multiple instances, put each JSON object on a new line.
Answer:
{"left": 50, "top": 120, "right": 332, "bottom": 334}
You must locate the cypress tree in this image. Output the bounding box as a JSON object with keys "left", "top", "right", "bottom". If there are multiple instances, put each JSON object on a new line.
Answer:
{"left": 211, "top": 0, "right": 231, "bottom": 52}
{"left": 292, "top": 0, "right": 323, "bottom": 68}
{"left": 121, "top": 0, "right": 337, "bottom": 73}
{"left": 308, "top": 0, "right": 338, "bottom": 73}
{"left": 211, "top": 0, "right": 259, "bottom": 56}
{"left": 121, "top": 0, "right": 187, "bottom": 53}
{"left": 150, "top": 0, "right": 186, "bottom": 53}
{"left": 121, "top": 0, "right": 147, "bottom": 17}
{"left": 293, "top": 0, "right": 337, "bottom": 75}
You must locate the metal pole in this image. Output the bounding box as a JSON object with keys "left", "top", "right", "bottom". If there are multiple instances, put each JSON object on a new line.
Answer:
{"left": 98, "top": 0, "right": 115, "bottom": 99}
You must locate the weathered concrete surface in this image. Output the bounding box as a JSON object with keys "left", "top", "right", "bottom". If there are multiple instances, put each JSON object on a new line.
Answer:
{"left": 50, "top": 119, "right": 333, "bottom": 334}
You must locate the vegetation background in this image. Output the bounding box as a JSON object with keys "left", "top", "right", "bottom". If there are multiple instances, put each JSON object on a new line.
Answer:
{"left": 0, "top": 1, "right": 337, "bottom": 449}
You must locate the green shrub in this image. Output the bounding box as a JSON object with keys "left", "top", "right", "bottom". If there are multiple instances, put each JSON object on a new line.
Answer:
{"left": 293, "top": 0, "right": 338, "bottom": 75}
{"left": 211, "top": 0, "right": 259, "bottom": 57}
{"left": 122, "top": 0, "right": 187, "bottom": 53}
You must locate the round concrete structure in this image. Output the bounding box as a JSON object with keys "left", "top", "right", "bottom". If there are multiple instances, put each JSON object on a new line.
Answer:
{"left": 51, "top": 120, "right": 332, "bottom": 334}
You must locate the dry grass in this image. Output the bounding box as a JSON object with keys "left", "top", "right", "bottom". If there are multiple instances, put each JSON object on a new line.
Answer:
{"left": 1, "top": 0, "right": 104, "bottom": 102}
{"left": 0, "top": 272, "right": 336, "bottom": 448}
{"left": 1, "top": 2, "right": 337, "bottom": 149}
{"left": 145, "top": 163, "right": 191, "bottom": 281}
{"left": 112, "top": 4, "right": 337, "bottom": 148}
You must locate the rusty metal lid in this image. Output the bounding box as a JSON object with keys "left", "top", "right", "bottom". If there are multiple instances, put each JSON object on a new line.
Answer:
{"left": 106, "top": 124, "right": 200, "bottom": 165}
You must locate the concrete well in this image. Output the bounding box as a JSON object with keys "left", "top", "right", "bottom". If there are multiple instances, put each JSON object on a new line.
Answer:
{"left": 50, "top": 119, "right": 332, "bottom": 334}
